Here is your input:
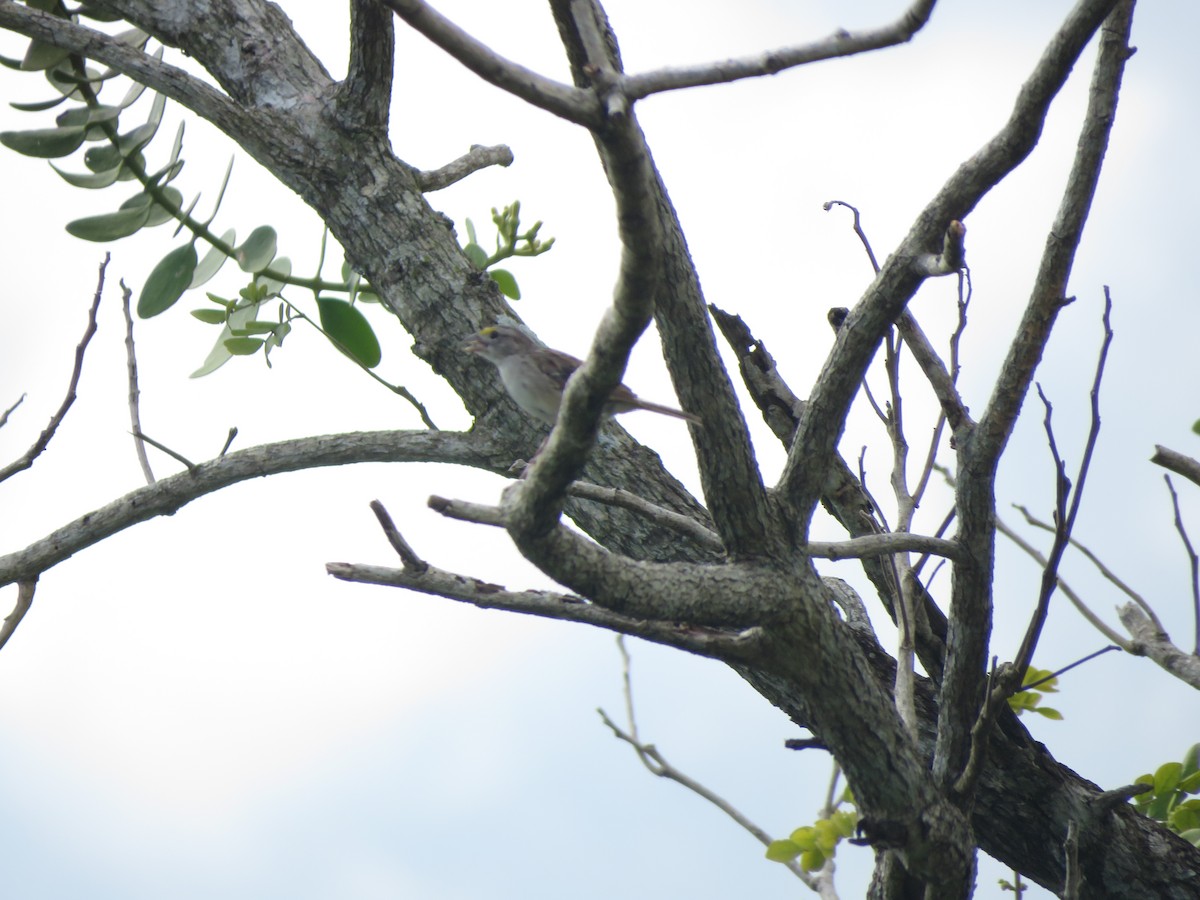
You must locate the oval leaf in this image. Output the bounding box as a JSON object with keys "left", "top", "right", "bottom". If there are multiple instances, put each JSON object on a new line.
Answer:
{"left": 764, "top": 840, "right": 800, "bottom": 863}
{"left": 189, "top": 228, "right": 235, "bottom": 289}
{"left": 224, "top": 337, "right": 264, "bottom": 355}
{"left": 51, "top": 161, "right": 124, "bottom": 189}
{"left": 489, "top": 267, "right": 520, "bottom": 299}
{"left": 65, "top": 205, "right": 151, "bottom": 241}
{"left": 190, "top": 308, "right": 227, "bottom": 325}
{"left": 317, "top": 297, "right": 381, "bottom": 368}
{"left": 0, "top": 125, "right": 86, "bottom": 158}
{"left": 138, "top": 243, "right": 198, "bottom": 318}
{"left": 235, "top": 225, "right": 277, "bottom": 273}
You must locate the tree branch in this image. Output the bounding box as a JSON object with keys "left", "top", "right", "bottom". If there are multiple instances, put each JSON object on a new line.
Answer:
{"left": 326, "top": 559, "right": 765, "bottom": 660}
{"left": 0, "top": 429, "right": 503, "bottom": 587}
{"left": 417, "top": 144, "right": 514, "bottom": 191}
{"left": 378, "top": 0, "right": 600, "bottom": 125}
{"left": 622, "top": 0, "right": 937, "bottom": 100}
{"left": 0, "top": 256, "right": 106, "bottom": 485}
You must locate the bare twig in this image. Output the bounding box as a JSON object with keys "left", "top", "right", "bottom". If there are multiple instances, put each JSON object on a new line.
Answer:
{"left": 0, "top": 395, "right": 24, "bottom": 430}
{"left": 417, "top": 144, "right": 514, "bottom": 191}
{"left": 121, "top": 280, "right": 155, "bottom": 485}
{"left": 996, "top": 514, "right": 1132, "bottom": 649}
{"left": 1016, "top": 645, "right": 1120, "bottom": 692}
{"left": 598, "top": 637, "right": 817, "bottom": 887}
{"left": 1013, "top": 502, "right": 1161, "bottom": 630}
{"left": 0, "top": 256, "right": 106, "bottom": 485}
{"left": 1163, "top": 475, "right": 1200, "bottom": 656}
{"left": 623, "top": 0, "right": 936, "bottom": 100}
{"left": 369, "top": 500, "right": 428, "bottom": 572}
{"left": 0, "top": 580, "right": 36, "bottom": 653}
{"left": 219, "top": 428, "right": 238, "bottom": 457}
{"left": 1152, "top": 445, "right": 1200, "bottom": 489}
{"left": 131, "top": 430, "right": 197, "bottom": 472}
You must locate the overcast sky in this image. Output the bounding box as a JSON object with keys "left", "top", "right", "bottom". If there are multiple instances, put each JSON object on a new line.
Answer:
{"left": 1, "top": 2, "right": 1198, "bottom": 898}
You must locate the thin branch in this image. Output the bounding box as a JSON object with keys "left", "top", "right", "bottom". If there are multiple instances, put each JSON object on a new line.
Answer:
{"left": 0, "top": 395, "right": 24, "bottom": 430}
{"left": 807, "top": 533, "right": 962, "bottom": 562}
{"left": 0, "top": 256, "right": 106, "bottom": 485}
{"left": 597, "top": 638, "right": 816, "bottom": 888}
{"left": 368, "top": 500, "right": 428, "bottom": 572}
{"left": 327, "top": 560, "right": 765, "bottom": 660}
{"left": 1152, "top": 445, "right": 1200, "bottom": 489}
{"left": 622, "top": 0, "right": 936, "bottom": 100}
{"left": 121, "top": 280, "right": 155, "bottom": 485}
{"left": 995, "top": 513, "right": 1132, "bottom": 650}
{"left": 1016, "top": 645, "right": 1119, "bottom": 692}
{"left": 131, "top": 430, "right": 196, "bottom": 472}
{"left": 378, "top": 0, "right": 600, "bottom": 125}
{"left": 1163, "top": 475, "right": 1200, "bottom": 656}
{"left": 1013, "top": 502, "right": 1161, "bottom": 630}
{"left": 0, "top": 580, "right": 37, "bottom": 653}
{"left": 417, "top": 144, "right": 514, "bottom": 191}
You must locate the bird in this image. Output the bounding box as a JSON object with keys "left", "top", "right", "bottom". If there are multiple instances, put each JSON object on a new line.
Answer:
{"left": 463, "top": 324, "right": 701, "bottom": 425}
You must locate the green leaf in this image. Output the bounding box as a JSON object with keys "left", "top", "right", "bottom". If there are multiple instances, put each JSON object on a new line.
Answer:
{"left": 764, "top": 839, "right": 800, "bottom": 863}
{"left": 489, "top": 267, "right": 520, "bottom": 299}
{"left": 463, "top": 242, "right": 487, "bottom": 269}
{"left": 788, "top": 826, "right": 816, "bottom": 851}
{"left": 190, "top": 309, "right": 227, "bottom": 325}
{"left": 224, "top": 337, "right": 264, "bottom": 355}
{"left": 799, "top": 849, "right": 826, "bottom": 872}
{"left": 0, "top": 125, "right": 86, "bottom": 158}
{"left": 65, "top": 205, "right": 151, "bottom": 241}
{"left": 138, "top": 243, "right": 198, "bottom": 317}
{"left": 1180, "top": 770, "right": 1200, "bottom": 794}
{"left": 189, "top": 228, "right": 235, "bottom": 289}
{"left": 21, "top": 40, "right": 71, "bottom": 72}
{"left": 235, "top": 225, "right": 278, "bottom": 273}
{"left": 55, "top": 104, "right": 121, "bottom": 129}
{"left": 1192, "top": 419, "right": 1200, "bottom": 436}
{"left": 10, "top": 95, "right": 68, "bottom": 112}
{"left": 191, "top": 301, "right": 264, "bottom": 377}
{"left": 317, "top": 297, "right": 381, "bottom": 368}
{"left": 465, "top": 218, "right": 478, "bottom": 245}
{"left": 50, "top": 161, "right": 124, "bottom": 189}
{"left": 1032, "top": 706, "right": 1063, "bottom": 720}
{"left": 1155, "top": 763, "right": 1184, "bottom": 798}
{"left": 1178, "top": 829, "right": 1200, "bottom": 848}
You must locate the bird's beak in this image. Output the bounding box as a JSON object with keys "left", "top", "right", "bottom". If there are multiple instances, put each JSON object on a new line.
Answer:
{"left": 462, "top": 333, "right": 484, "bottom": 354}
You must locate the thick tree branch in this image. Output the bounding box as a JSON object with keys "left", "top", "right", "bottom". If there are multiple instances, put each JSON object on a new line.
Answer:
{"left": 779, "top": 0, "right": 1122, "bottom": 524}
{"left": 1152, "top": 445, "right": 1200, "bottom": 489}
{"left": 935, "top": 0, "right": 1131, "bottom": 793}
{"left": 0, "top": 1, "right": 251, "bottom": 136}
{"left": 339, "top": 0, "right": 395, "bottom": 129}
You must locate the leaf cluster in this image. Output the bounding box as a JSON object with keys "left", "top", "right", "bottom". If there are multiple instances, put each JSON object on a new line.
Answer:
{"left": 1132, "top": 744, "right": 1200, "bottom": 847}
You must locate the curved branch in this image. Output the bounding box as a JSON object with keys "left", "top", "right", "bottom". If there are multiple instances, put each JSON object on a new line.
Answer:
{"left": 378, "top": 0, "right": 600, "bottom": 126}
{"left": 623, "top": 0, "right": 936, "bottom": 100}
{"left": 0, "top": 429, "right": 501, "bottom": 587}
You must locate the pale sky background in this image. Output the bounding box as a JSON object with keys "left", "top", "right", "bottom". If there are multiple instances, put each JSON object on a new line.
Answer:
{"left": 1, "top": 2, "right": 1198, "bottom": 898}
